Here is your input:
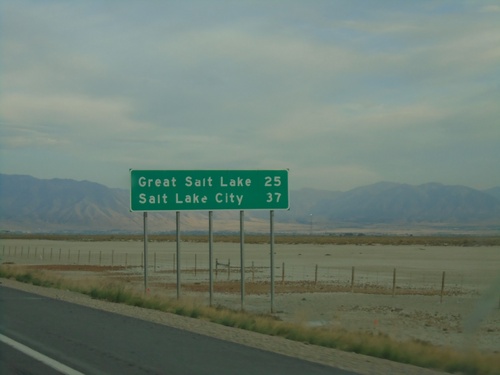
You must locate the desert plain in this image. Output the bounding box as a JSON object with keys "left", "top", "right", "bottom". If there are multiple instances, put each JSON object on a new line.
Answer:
{"left": 1, "top": 236, "right": 499, "bottom": 356}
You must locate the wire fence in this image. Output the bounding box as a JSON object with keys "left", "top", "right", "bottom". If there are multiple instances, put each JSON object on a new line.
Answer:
{"left": 1, "top": 244, "right": 494, "bottom": 297}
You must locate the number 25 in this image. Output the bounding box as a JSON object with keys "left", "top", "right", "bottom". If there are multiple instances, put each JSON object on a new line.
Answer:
{"left": 265, "top": 176, "right": 281, "bottom": 186}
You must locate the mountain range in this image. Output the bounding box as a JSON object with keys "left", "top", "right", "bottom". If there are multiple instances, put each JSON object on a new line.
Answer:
{"left": 0, "top": 174, "right": 499, "bottom": 234}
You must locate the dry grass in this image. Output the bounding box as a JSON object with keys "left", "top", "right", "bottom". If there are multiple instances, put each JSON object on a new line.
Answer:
{"left": 1, "top": 264, "right": 499, "bottom": 375}
{"left": 22, "top": 265, "right": 461, "bottom": 297}
{"left": 2, "top": 233, "right": 500, "bottom": 246}
{"left": 160, "top": 280, "right": 460, "bottom": 297}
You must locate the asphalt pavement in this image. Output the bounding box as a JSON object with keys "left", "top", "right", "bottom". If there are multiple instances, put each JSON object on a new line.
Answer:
{"left": 0, "top": 285, "right": 359, "bottom": 375}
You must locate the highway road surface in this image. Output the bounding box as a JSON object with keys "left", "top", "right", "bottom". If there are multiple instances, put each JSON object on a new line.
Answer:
{"left": 0, "top": 285, "right": 359, "bottom": 375}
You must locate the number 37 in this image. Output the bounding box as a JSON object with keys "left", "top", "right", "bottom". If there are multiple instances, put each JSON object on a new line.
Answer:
{"left": 266, "top": 192, "right": 281, "bottom": 203}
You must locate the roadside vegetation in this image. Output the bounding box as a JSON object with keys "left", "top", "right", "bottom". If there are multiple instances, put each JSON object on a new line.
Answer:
{"left": 1, "top": 264, "right": 498, "bottom": 375}
{"left": 2, "top": 233, "right": 500, "bottom": 246}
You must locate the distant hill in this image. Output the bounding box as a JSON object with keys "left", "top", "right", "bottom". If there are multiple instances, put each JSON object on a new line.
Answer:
{"left": 484, "top": 186, "right": 500, "bottom": 202}
{"left": 0, "top": 174, "right": 499, "bottom": 233}
{"left": 313, "top": 182, "right": 500, "bottom": 224}
{"left": 0, "top": 174, "right": 139, "bottom": 232}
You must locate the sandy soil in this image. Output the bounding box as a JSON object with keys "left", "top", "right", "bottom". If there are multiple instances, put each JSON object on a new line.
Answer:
{"left": 2, "top": 239, "right": 500, "bottom": 373}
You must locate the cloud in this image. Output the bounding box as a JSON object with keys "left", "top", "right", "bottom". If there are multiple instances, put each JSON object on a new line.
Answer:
{"left": 479, "top": 4, "right": 500, "bottom": 13}
{"left": 1, "top": 93, "right": 152, "bottom": 136}
{"left": 0, "top": 126, "right": 69, "bottom": 149}
{"left": 0, "top": 0, "right": 499, "bottom": 190}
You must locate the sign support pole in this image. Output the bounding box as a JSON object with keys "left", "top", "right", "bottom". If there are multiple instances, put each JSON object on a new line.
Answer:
{"left": 130, "top": 169, "right": 290, "bottom": 306}
{"left": 270, "top": 210, "right": 275, "bottom": 313}
{"left": 143, "top": 212, "right": 148, "bottom": 293}
{"left": 176, "top": 211, "right": 181, "bottom": 299}
{"left": 240, "top": 210, "right": 245, "bottom": 310}
{"left": 208, "top": 211, "right": 214, "bottom": 306}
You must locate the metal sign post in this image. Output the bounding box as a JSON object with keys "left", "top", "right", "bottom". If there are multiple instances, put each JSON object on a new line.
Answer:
{"left": 143, "top": 212, "right": 148, "bottom": 293}
{"left": 130, "top": 169, "right": 290, "bottom": 304}
{"left": 270, "top": 210, "right": 275, "bottom": 313}
{"left": 209, "top": 211, "right": 214, "bottom": 306}
{"left": 240, "top": 210, "right": 245, "bottom": 310}
{"left": 176, "top": 211, "right": 181, "bottom": 299}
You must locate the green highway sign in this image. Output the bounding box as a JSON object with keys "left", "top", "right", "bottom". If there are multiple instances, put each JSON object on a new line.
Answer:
{"left": 130, "top": 169, "right": 289, "bottom": 211}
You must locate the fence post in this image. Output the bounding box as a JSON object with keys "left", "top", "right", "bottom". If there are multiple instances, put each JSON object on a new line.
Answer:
{"left": 154, "top": 252, "right": 157, "bottom": 273}
{"left": 88, "top": 250, "right": 91, "bottom": 264}
{"left": 112, "top": 250, "right": 115, "bottom": 268}
{"left": 315, "top": 264, "right": 318, "bottom": 285}
{"left": 215, "top": 258, "right": 218, "bottom": 278}
{"left": 125, "top": 253, "right": 128, "bottom": 267}
{"left": 392, "top": 268, "right": 397, "bottom": 297}
{"left": 227, "top": 259, "right": 231, "bottom": 281}
{"left": 252, "top": 261, "right": 255, "bottom": 282}
{"left": 195, "top": 254, "right": 197, "bottom": 277}
{"left": 67, "top": 249, "right": 71, "bottom": 262}
{"left": 440, "top": 271, "right": 446, "bottom": 303}
{"left": 351, "top": 266, "right": 355, "bottom": 293}
{"left": 282, "top": 262, "right": 285, "bottom": 285}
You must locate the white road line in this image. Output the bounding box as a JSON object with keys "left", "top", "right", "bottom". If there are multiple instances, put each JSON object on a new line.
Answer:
{"left": 0, "top": 333, "right": 85, "bottom": 375}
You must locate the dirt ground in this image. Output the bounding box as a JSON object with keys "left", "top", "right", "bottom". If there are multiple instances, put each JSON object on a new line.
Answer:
{"left": 2, "top": 239, "right": 499, "bottom": 354}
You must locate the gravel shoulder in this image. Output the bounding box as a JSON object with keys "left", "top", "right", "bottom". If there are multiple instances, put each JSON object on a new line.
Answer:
{"left": 1, "top": 278, "right": 449, "bottom": 375}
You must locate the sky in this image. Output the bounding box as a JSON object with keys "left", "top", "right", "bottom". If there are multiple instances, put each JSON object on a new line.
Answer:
{"left": 1, "top": 0, "right": 499, "bottom": 192}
